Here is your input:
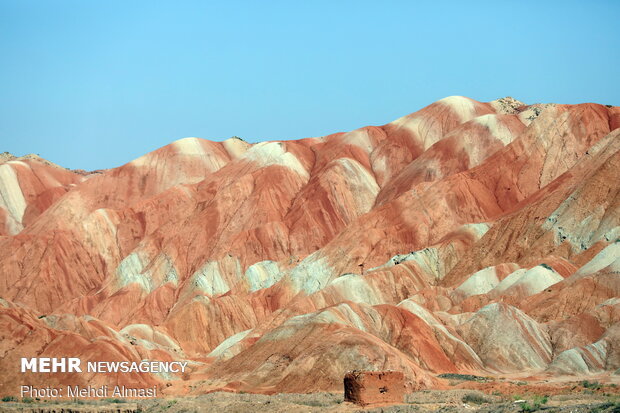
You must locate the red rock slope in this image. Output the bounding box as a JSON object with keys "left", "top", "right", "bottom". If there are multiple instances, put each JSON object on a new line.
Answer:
{"left": 1, "top": 96, "right": 619, "bottom": 396}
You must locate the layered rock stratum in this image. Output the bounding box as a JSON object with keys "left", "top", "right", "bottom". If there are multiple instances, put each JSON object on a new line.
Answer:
{"left": 1, "top": 96, "right": 619, "bottom": 396}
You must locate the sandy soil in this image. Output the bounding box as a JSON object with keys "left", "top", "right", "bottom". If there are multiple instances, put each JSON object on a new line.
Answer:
{"left": 1, "top": 387, "right": 620, "bottom": 413}
{"left": 1, "top": 377, "right": 619, "bottom": 412}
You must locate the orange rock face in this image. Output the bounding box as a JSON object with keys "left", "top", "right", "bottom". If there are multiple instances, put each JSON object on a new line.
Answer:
{"left": 0, "top": 97, "right": 619, "bottom": 397}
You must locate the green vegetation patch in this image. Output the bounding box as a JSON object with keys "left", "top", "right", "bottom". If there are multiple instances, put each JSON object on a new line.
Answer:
{"left": 520, "top": 395, "right": 548, "bottom": 412}
{"left": 437, "top": 373, "right": 489, "bottom": 382}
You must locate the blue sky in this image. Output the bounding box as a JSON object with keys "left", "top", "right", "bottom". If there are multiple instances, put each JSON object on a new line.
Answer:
{"left": 1, "top": 0, "right": 619, "bottom": 170}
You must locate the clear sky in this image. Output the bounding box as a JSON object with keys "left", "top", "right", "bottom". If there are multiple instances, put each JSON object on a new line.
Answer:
{"left": 1, "top": 0, "right": 619, "bottom": 170}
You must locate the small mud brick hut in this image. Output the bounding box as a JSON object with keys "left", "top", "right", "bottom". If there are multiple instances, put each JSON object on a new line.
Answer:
{"left": 343, "top": 370, "right": 405, "bottom": 406}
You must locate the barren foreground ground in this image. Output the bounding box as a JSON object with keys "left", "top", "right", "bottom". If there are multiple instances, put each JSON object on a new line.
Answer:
{"left": 2, "top": 381, "right": 620, "bottom": 413}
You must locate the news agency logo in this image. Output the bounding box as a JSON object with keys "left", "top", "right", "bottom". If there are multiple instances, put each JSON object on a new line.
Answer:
{"left": 20, "top": 357, "right": 188, "bottom": 373}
